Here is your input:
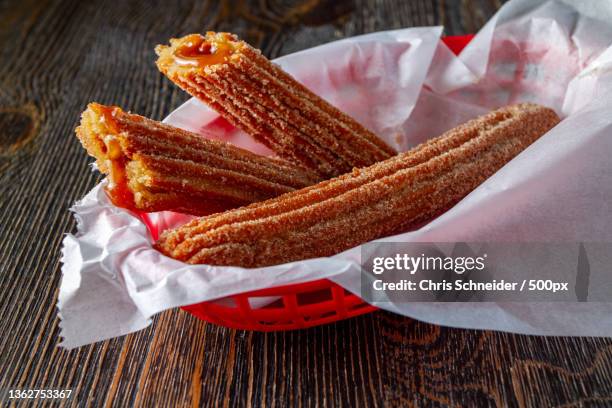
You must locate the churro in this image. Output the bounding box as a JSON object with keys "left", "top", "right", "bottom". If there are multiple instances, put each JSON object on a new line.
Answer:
{"left": 76, "top": 103, "right": 321, "bottom": 215}
{"left": 155, "top": 32, "right": 397, "bottom": 178}
{"left": 156, "top": 103, "right": 560, "bottom": 266}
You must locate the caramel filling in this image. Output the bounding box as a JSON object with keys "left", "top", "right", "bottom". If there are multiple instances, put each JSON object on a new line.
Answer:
{"left": 84, "top": 104, "right": 135, "bottom": 208}
{"left": 172, "top": 33, "right": 238, "bottom": 67}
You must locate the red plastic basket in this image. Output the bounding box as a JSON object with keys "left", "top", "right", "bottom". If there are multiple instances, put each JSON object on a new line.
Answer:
{"left": 146, "top": 34, "right": 474, "bottom": 331}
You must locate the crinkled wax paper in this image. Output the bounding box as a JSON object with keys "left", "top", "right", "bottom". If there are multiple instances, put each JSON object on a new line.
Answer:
{"left": 59, "top": 0, "right": 612, "bottom": 348}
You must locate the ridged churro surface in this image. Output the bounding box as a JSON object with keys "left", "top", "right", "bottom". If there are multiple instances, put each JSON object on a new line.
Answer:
{"left": 75, "top": 103, "right": 321, "bottom": 215}
{"left": 157, "top": 103, "right": 560, "bottom": 267}
{"left": 155, "top": 32, "right": 397, "bottom": 178}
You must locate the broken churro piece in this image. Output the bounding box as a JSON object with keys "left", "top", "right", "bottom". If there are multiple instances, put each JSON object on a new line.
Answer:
{"left": 155, "top": 32, "right": 397, "bottom": 178}
{"left": 75, "top": 103, "right": 321, "bottom": 215}
{"left": 156, "top": 103, "right": 560, "bottom": 267}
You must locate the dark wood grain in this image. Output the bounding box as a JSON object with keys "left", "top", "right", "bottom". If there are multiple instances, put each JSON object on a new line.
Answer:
{"left": 1, "top": 0, "right": 611, "bottom": 406}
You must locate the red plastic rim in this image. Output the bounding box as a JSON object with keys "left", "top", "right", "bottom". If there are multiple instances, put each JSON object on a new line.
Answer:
{"left": 145, "top": 34, "right": 474, "bottom": 331}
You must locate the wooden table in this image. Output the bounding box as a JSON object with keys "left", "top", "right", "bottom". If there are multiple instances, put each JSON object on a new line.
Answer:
{"left": 2, "top": 0, "right": 611, "bottom": 406}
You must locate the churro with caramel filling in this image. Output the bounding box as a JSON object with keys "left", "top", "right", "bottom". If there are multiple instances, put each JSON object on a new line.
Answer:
{"left": 156, "top": 32, "right": 397, "bottom": 178}
{"left": 75, "top": 103, "right": 321, "bottom": 215}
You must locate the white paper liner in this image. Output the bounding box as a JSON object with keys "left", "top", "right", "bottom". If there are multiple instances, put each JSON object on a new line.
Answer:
{"left": 59, "top": 0, "right": 612, "bottom": 348}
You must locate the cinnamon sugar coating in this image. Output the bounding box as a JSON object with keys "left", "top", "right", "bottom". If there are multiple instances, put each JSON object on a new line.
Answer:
{"left": 156, "top": 103, "right": 560, "bottom": 266}
{"left": 75, "top": 103, "right": 321, "bottom": 215}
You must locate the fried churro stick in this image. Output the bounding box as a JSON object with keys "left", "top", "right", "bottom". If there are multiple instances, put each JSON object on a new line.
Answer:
{"left": 76, "top": 103, "right": 321, "bottom": 215}
{"left": 156, "top": 103, "right": 560, "bottom": 266}
{"left": 155, "top": 32, "right": 397, "bottom": 178}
